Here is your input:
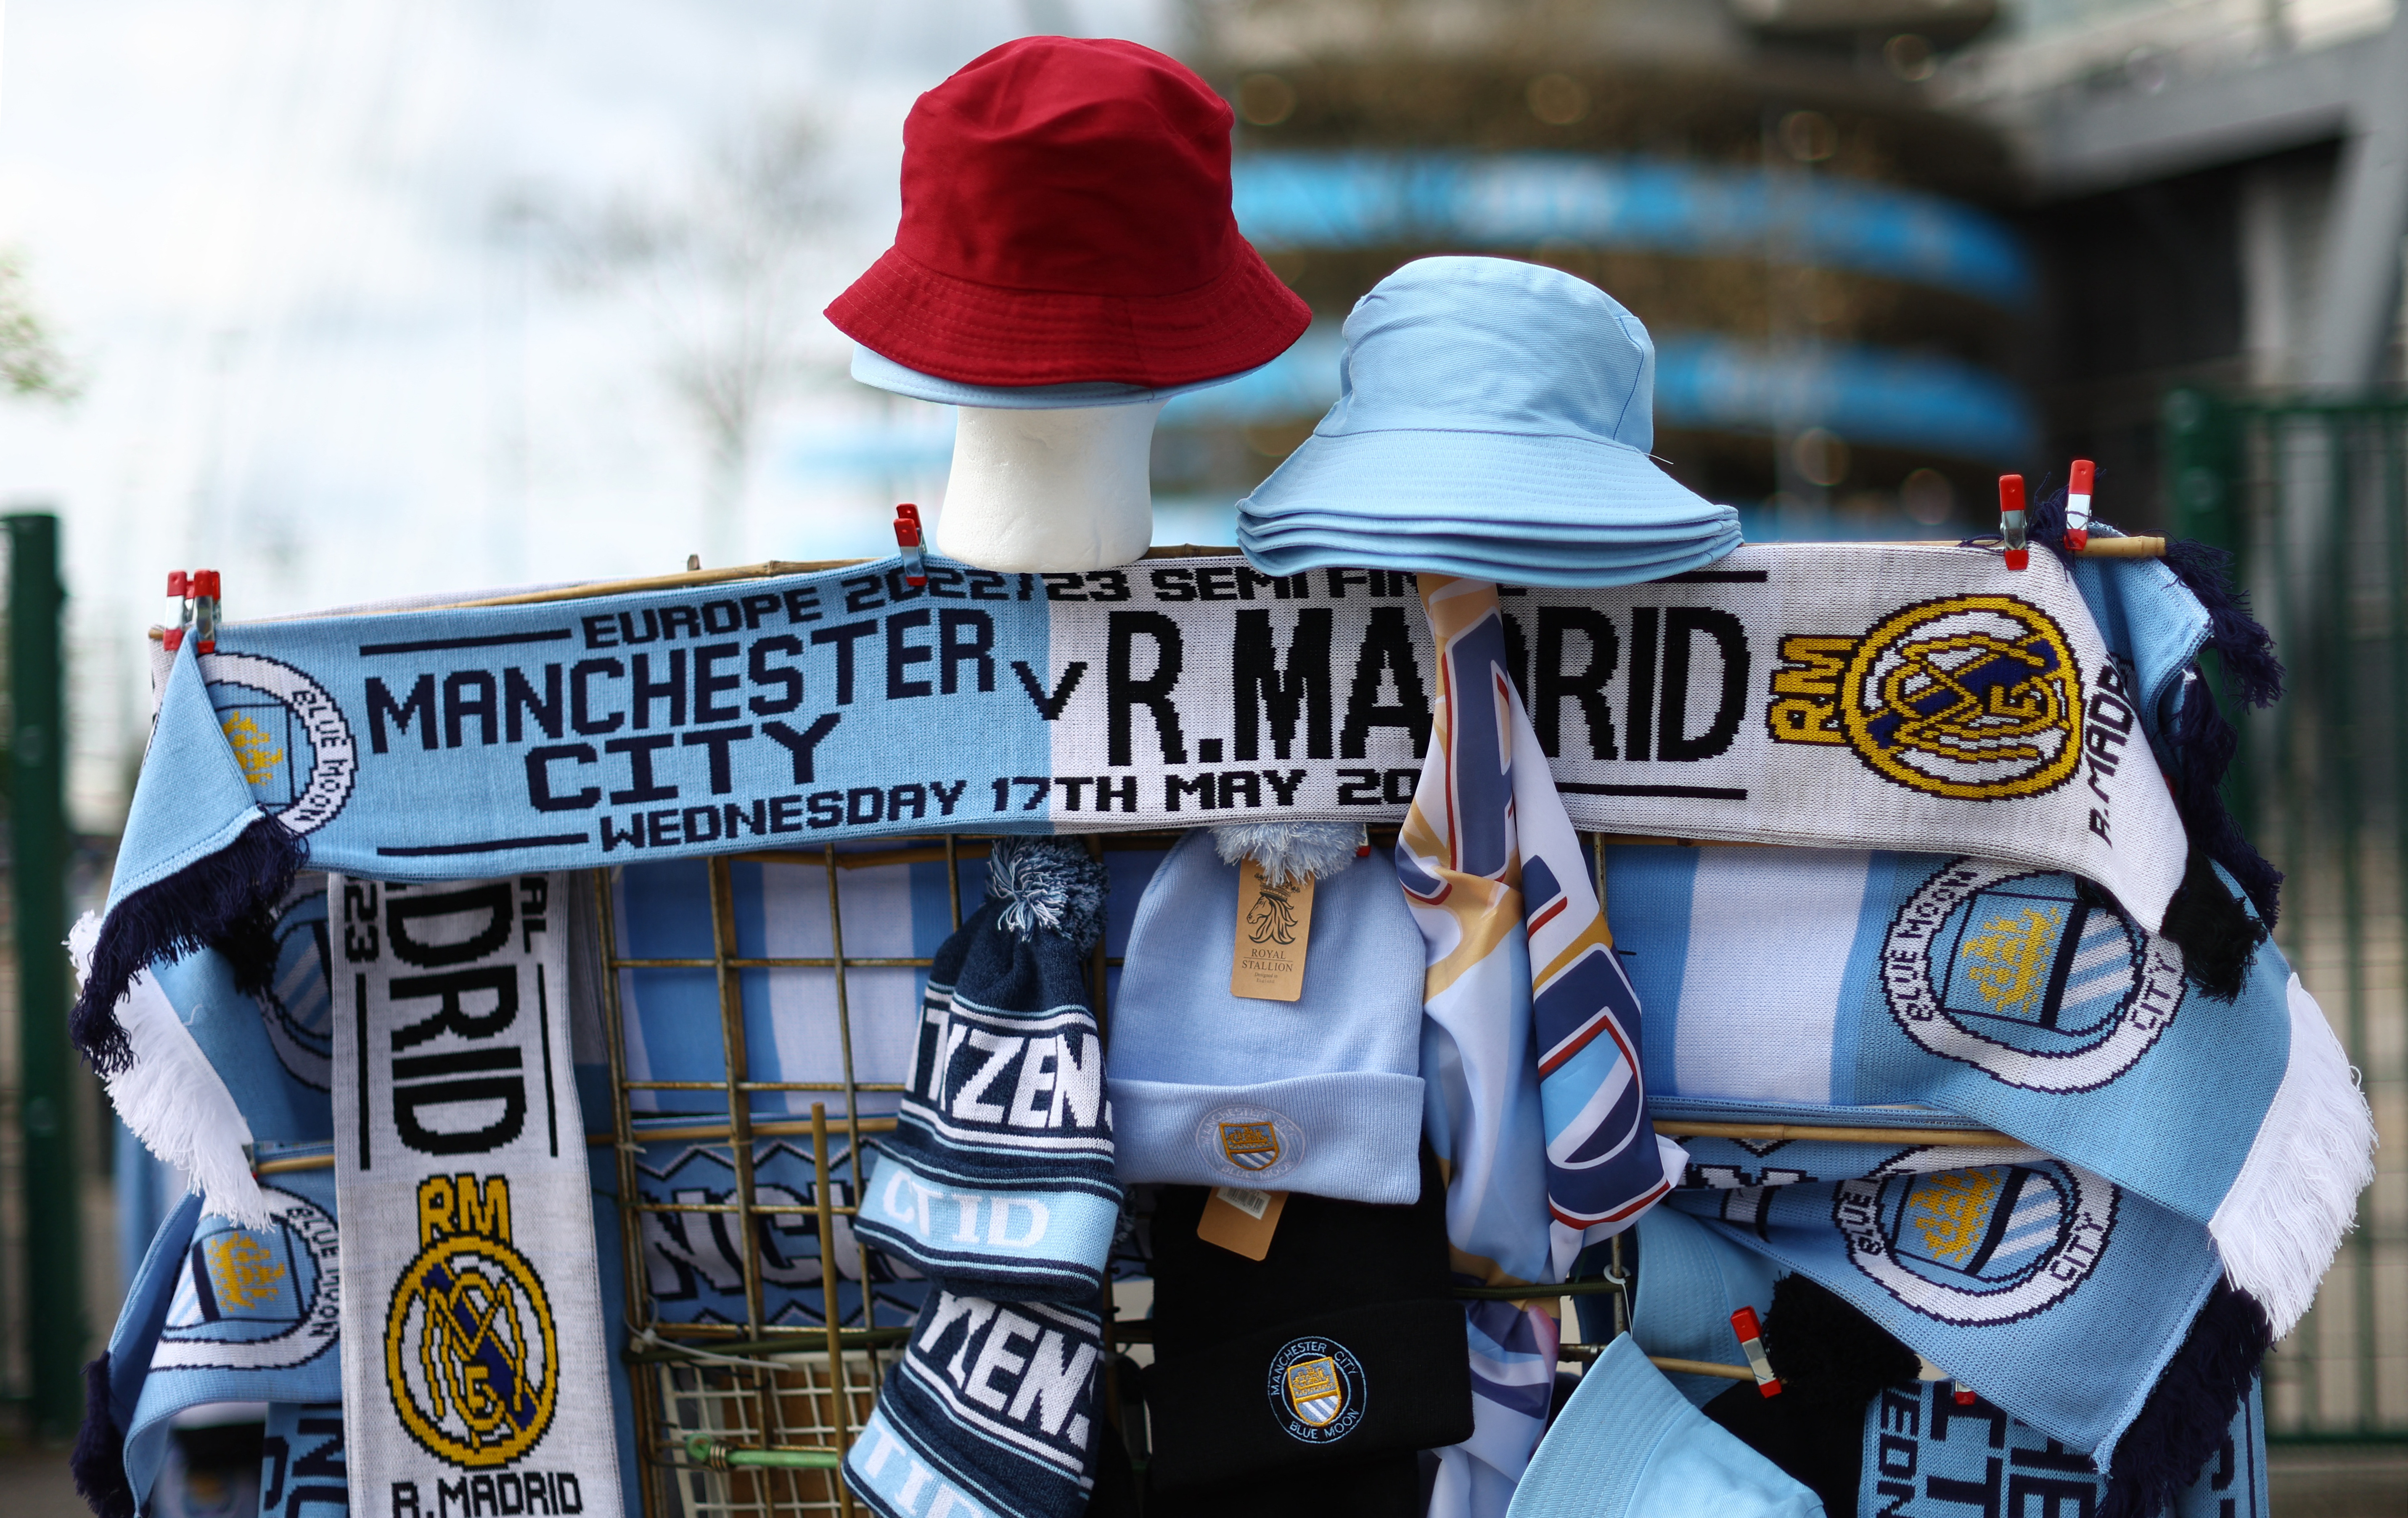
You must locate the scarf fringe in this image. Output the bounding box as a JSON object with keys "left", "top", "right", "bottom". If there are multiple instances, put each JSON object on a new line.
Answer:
{"left": 2023, "top": 482, "right": 2286, "bottom": 925}
{"left": 70, "top": 816, "right": 306, "bottom": 1075}
{"left": 2102, "top": 1281, "right": 2272, "bottom": 1518}
{"left": 71, "top": 913, "right": 270, "bottom": 1229}
{"left": 2208, "top": 974, "right": 2376, "bottom": 1337}
{"left": 2156, "top": 848, "right": 2267, "bottom": 1001}
{"left": 71, "top": 1354, "right": 133, "bottom": 1518}
{"left": 2165, "top": 676, "right": 2284, "bottom": 928}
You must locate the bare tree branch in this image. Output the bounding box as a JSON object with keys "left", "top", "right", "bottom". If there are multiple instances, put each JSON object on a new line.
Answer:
{"left": 544, "top": 109, "right": 839, "bottom": 562}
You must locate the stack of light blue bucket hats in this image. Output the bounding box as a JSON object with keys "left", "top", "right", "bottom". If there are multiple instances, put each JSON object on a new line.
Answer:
{"left": 1237, "top": 256, "right": 1743, "bottom": 586}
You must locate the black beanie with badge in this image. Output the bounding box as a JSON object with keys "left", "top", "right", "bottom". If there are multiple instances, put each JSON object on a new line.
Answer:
{"left": 1142, "top": 1145, "right": 1472, "bottom": 1514}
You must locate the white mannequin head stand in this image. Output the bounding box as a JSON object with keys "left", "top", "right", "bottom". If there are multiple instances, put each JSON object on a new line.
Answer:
{"left": 846, "top": 344, "right": 1220, "bottom": 575}
{"left": 938, "top": 399, "right": 1166, "bottom": 573}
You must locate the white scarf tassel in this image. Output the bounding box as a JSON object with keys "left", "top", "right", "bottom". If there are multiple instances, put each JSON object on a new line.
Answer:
{"left": 2207, "top": 973, "right": 2377, "bottom": 1337}
{"left": 68, "top": 911, "right": 270, "bottom": 1229}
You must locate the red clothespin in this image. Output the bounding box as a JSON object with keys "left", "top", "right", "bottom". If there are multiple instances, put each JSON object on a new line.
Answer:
{"left": 894, "top": 503, "right": 927, "bottom": 588}
{"left": 163, "top": 571, "right": 191, "bottom": 652}
{"left": 1731, "top": 1306, "right": 1783, "bottom": 1398}
{"left": 2065, "top": 459, "right": 2096, "bottom": 552}
{"left": 191, "top": 569, "right": 221, "bottom": 653}
{"left": 1953, "top": 1382, "right": 1977, "bottom": 1407}
{"left": 1998, "top": 475, "right": 2028, "bottom": 570}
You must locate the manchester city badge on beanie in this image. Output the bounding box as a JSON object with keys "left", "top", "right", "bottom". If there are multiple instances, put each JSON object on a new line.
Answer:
{"left": 1108, "top": 827, "right": 1426, "bottom": 1205}
{"left": 845, "top": 1290, "right": 1106, "bottom": 1518}
{"left": 1236, "top": 256, "right": 1744, "bottom": 587}
{"left": 1506, "top": 1336, "right": 1823, "bottom": 1518}
{"left": 825, "top": 37, "right": 1310, "bottom": 390}
{"left": 1143, "top": 1147, "right": 1472, "bottom": 1506}
{"left": 852, "top": 838, "right": 1123, "bottom": 1301}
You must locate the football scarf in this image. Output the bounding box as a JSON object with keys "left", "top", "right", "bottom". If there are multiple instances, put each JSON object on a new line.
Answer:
{"left": 1611, "top": 844, "right": 2374, "bottom": 1335}
{"left": 1397, "top": 574, "right": 1686, "bottom": 1518}
{"left": 1860, "top": 1378, "right": 2267, "bottom": 1518}
{"left": 82, "top": 1171, "right": 345, "bottom": 1516}
{"left": 1665, "top": 1131, "right": 2226, "bottom": 1458}
{"left": 332, "top": 872, "right": 622, "bottom": 1518}
{"left": 80, "top": 546, "right": 2196, "bottom": 1072}
{"left": 632, "top": 1126, "right": 933, "bottom": 1332}
{"left": 259, "top": 1403, "right": 350, "bottom": 1518}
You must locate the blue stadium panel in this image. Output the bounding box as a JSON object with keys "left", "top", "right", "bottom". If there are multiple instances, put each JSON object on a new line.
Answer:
{"left": 1230, "top": 151, "right": 2035, "bottom": 310}
{"left": 1160, "top": 326, "right": 2038, "bottom": 465}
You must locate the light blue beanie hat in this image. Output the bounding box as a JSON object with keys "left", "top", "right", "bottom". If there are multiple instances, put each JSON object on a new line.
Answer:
{"left": 1507, "top": 1336, "right": 1825, "bottom": 1518}
{"left": 1109, "top": 826, "right": 1426, "bottom": 1204}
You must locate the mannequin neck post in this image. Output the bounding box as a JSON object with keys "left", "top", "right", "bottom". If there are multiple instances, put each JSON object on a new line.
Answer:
{"left": 934, "top": 400, "right": 1164, "bottom": 572}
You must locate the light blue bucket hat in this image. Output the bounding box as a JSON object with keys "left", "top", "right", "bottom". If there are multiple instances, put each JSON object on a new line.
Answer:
{"left": 1238, "top": 256, "right": 1741, "bottom": 586}
{"left": 1506, "top": 1336, "right": 1824, "bottom": 1518}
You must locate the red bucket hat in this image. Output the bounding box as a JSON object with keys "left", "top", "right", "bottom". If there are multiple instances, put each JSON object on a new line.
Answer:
{"left": 826, "top": 37, "right": 1310, "bottom": 389}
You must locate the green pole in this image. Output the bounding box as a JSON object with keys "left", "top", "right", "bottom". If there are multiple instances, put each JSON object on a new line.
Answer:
{"left": 2161, "top": 388, "right": 2256, "bottom": 830}
{"left": 7, "top": 511, "right": 83, "bottom": 1437}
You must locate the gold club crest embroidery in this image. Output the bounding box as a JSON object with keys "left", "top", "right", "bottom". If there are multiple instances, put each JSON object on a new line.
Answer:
{"left": 1267, "top": 1337, "right": 1366, "bottom": 1443}
{"left": 1767, "top": 594, "right": 2083, "bottom": 802}
{"left": 1285, "top": 1356, "right": 1345, "bottom": 1426}
{"left": 1220, "top": 1121, "right": 1281, "bottom": 1172}
{"left": 384, "top": 1175, "right": 558, "bottom": 1467}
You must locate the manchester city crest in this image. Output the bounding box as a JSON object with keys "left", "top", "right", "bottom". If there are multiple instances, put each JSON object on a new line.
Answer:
{"left": 201, "top": 652, "right": 357, "bottom": 836}
{"left": 1267, "top": 1337, "right": 1366, "bottom": 1444}
{"left": 1882, "top": 858, "right": 2186, "bottom": 1093}
{"left": 152, "top": 1184, "right": 342, "bottom": 1374}
{"left": 1199, "top": 1104, "right": 1301, "bottom": 1183}
{"left": 262, "top": 878, "right": 335, "bottom": 1091}
{"left": 1835, "top": 1151, "right": 2117, "bottom": 1326}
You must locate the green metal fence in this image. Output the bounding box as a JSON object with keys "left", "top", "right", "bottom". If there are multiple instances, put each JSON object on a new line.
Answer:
{"left": 2165, "top": 390, "right": 2408, "bottom": 1440}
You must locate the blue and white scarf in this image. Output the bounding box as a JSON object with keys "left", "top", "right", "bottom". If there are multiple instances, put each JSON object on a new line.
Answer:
{"left": 1861, "top": 1377, "right": 2266, "bottom": 1518}
{"left": 1667, "top": 1129, "right": 2231, "bottom": 1459}
{"left": 80, "top": 547, "right": 2199, "bottom": 1076}
{"left": 95, "top": 1170, "right": 344, "bottom": 1514}
{"left": 1612, "top": 844, "right": 2373, "bottom": 1336}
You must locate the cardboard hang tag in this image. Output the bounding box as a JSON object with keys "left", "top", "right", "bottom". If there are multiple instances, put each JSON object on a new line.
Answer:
{"left": 1231, "top": 858, "right": 1314, "bottom": 1002}
{"left": 1199, "top": 1185, "right": 1289, "bottom": 1260}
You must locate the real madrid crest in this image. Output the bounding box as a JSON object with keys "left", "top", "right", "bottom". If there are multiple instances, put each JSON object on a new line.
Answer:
{"left": 1767, "top": 594, "right": 2083, "bottom": 803}
{"left": 1266, "top": 1337, "right": 1366, "bottom": 1444}
{"left": 384, "top": 1174, "right": 558, "bottom": 1467}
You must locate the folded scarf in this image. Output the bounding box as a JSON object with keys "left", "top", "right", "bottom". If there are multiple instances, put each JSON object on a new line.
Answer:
{"left": 1613, "top": 842, "right": 2373, "bottom": 1334}
{"left": 1665, "top": 1128, "right": 2258, "bottom": 1460}
{"left": 1399, "top": 574, "right": 1685, "bottom": 1518}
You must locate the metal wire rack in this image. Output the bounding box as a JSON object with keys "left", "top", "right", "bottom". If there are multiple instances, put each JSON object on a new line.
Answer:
{"left": 593, "top": 833, "right": 1175, "bottom": 1518}
{"left": 587, "top": 828, "right": 2003, "bottom": 1515}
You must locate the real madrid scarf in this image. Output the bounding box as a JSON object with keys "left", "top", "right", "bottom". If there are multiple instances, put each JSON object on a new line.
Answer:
{"left": 79, "top": 546, "right": 2196, "bottom": 1072}
{"left": 1609, "top": 844, "right": 2375, "bottom": 1335}
{"left": 332, "top": 872, "right": 622, "bottom": 1518}
{"left": 1397, "top": 574, "right": 1687, "bottom": 1518}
